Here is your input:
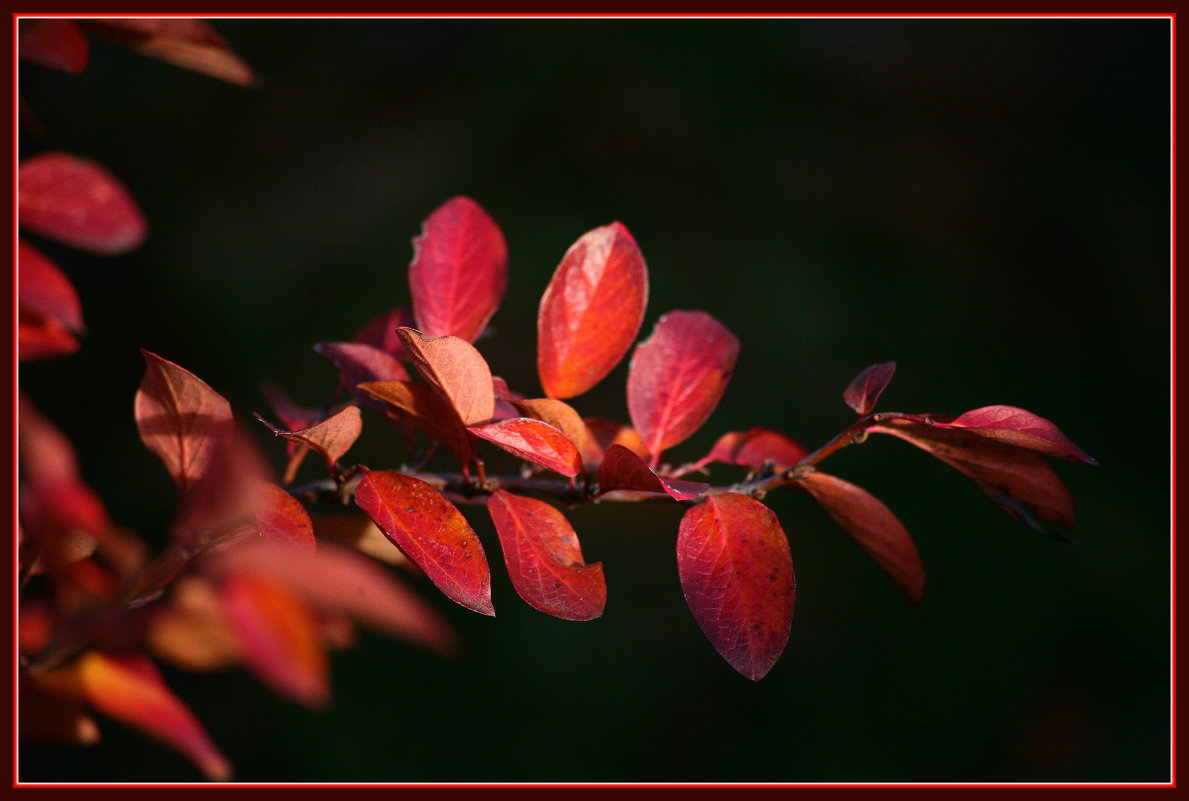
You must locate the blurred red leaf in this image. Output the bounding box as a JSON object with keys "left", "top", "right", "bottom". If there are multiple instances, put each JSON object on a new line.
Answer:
{"left": 19, "top": 308, "right": 80, "bottom": 361}
{"left": 942, "top": 405, "right": 1097, "bottom": 465}
{"left": 254, "top": 482, "right": 316, "bottom": 553}
{"left": 677, "top": 493, "right": 795, "bottom": 681}
{"left": 314, "top": 341, "right": 410, "bottom": 407}
{"left": 254, "top": 405, "right": 362, "bottom": 471}
{"left": 511, "top": 398, "right": 596, "bottom": 467}
{"left": 82, "top": 19, "right": 255, "bottom": 86}
{"left": 19, "top": 152, "right": 147, "bottom": 255}
{"left": 408, "top": 196, "right": 508, "bottom": 343}
{"left": 798, "top": 471, "right": 924, "bottom": 604}
{"left": 627, "top": 310, "right": 739, "bottom": 467}
{"left": 870, "top": 418, "right": 1076, "bottom": 529}
{"left": 134, "top": 350, "right": 234, "bottom": 493}
{"left": 219, "top": 571, "right": 330, "bottom": 708}
{"left": 843, "top": 362, "right": 896, "bottom": 416}
{"left": 398, "top": 328, "right": 495, "bottom": 426}
{"left": 19, "top": 239, "right": 84, "bottom": 333}
{"left": 352, "top": 307, "right": 415, "bottom": 360}
{"left": 597, "top": 444, "right": 708, "bottom": 501}
{"left": 146, "top": 576, "right": 242, "bottom": 672}
{"left": 537, "top": 222, "right": 648, "bottom": 399}
{"left": 19, "top": 19, "right": 90, "bottom": 74}
{"left": 354, "top": 470, "right": 494, "bottom": 616}
{"left": 584, "top": 417, "right": 650, "bottom": 465}
{"left": 357, "top": 380, "right": 474, "bottom": 465}
{"left": 35, "top": 652, "right": 231, "bottom": 781}
{"left": 487, "top": 490, "right": 606, "bottom": 621}
{"left": 698, "top": 428, "right": 809, "bottom": 472}
{"left": 468, "top": 418, "right": 583, "bottom": 478}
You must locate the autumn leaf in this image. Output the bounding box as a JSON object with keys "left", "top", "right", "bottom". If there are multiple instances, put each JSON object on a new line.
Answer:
{"left": 408, "top": 196, "right": 508, "bottom": 343}
{"left": 19, "top": 152, "right": 147, "bottom": 255}
{"left": 597, "top": 444, "right": 708, "bottom": 501}
{"left": 677, "top": 494, "right": 795, "bottom": 681}
{"left": 397, "top": 327, "right": 495, "bottom": 426}
{"left": 82, "top": 19, "right": 255, "bottom": 86}
{"left": 468, "top": 418, "right": 583, "bottom": 478}
{"left": 253, "top": 482, "right": 317, "bottom": 552}
{"left": 487, "top": 490, "right": 606, "bottom": 621}
{"left": 511, "top": 398, "right": 595, "bottom": 466}
{"left": 627, "top": 310, "right": 739, "bottom": 468}
{"left": 357, "top": 380, "right": 474, "bottom": 465}
{"left": 314, "top": 341, "right": 410, "bottom": 407}
{"left": 843, "top": 362, "right": 896, "bottom": 416}
{"left": 354, "top": 470, "right": 494, "bottom": 616}
{"left": 19, "top": 19, "right": 89, "bottom": 74}
{"left": 19, "top": 308, "right": 80, "bottom": 361}
{"left": 19, "top": 239, "right": 84, "bottom": 333}
{"left": 537, "top": 222, "right": 648, "bottom": 399}
{"left": 352, "top": 307, "right": 416, "bottom": 360}
{"left": 254, "top": 405, "right": 362, "bottom": 472}
{"left": 583, "top": 417, "right": 650, "bottom": 465}
{"left": 797, "top": 471, "right": 924, "bottom": 604}
{"left": 942, "top": 405, "right": 1098, "bottom": 465}
{"left": 696, "top": 428, "right": 808, "bottom": 472}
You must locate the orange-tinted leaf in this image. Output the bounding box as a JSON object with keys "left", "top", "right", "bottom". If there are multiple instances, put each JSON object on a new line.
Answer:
{"left": 597, "top": 444, "right": 708, "bottom": 501}
{"left": 19, "top": 308, "right": 79, "bottom": 361}
{"left": 409, "top": 196, "right": 508, "bottom": 343}
{"left": 254, "top": 482, "right": 316, "bottom": 552}
{"left": 627, "top": 310, "right": 739, "bottom": 467}
{"left": 943, "top": 405, "right": 1098, "bottom": 465}
{"left": 312, "top": 514, "right": 411, "bottom": 568}
{"left": 19, "top": 19, "right": 89, "bottom": 73}
{"left": 19, "top": 152, "right": 147, "bottom": 255}
{"left": 357, "top": 380, "right": 474, "bottom": 464}
{"left": 260, "top": 384, "right": 321, "bottom": 478}
{"left": 219, "top": 571, "right": 329, "bottom": 708}
{"left": 870, "top": 418, "right": 1076, "bottom": 529}
{"left": 677, "top": 494, "right": 795, "bottom": 681}
{"left": 37, "top": 652, "right": 231, "bottom": 781}
{"left": 134, "top": 350, "right": 233, "bottom": 492}
{"left": 353, "top": 307, "right": 415, "bottom": 360}
{"left": 699, "top": 428, "right": 808, "bottom": 472}
{"left": 468, "top": 418, "right": 583, "bottom": 478}
{"left": 354, "top": 470, "right": 493, "bottom": 615}
{"left": 147, "top": 576, "right": 241, "bottom": 671}
{"left": 255, "top": 405, "right": 362, "bottom": 470}
{"left": 314, "top": 341, "right": 410, "bottom": 407}
{"left": 398, "top": 328, "right": 495, "bottom": 426}
{"left": 19, "top": 684, "right": 100, "bottom": 745}
{"left": 537, "top": 222, "right": 648, "bottom": 399}
{"left": 82, "top": 19, "right": 254, "bottom": 86}
{"left": 512, "top": 398, "right": 595, "bottom": 466}
{"left": 843, "top": 362, "right": 896, "bottom": 416}
{"left": 19, "top": 239, "right": 84, "bottom": 332}
{"left": 487, "top": 490, "right": 606, "bottom": 621}
{"left": 798, "top": 471, "right": 924, "bottom": 604}
{"left": 584, "top": 417, "right": 650, "bottom": 465}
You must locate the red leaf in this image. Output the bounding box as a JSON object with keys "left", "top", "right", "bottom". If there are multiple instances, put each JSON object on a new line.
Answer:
{"left": 468, "top": 418, "right": 583, "bottom": 478}
{"left": 253, "top": 482, "right": 316, "bottom": 552}
{"left": 19, "top": 20, "right": 90, "bottom": 73}
{"left": 798, "top": 471, "right": 924, "bottom": 604}
{"left": 677, "top": 494, "right": 795, "bottom": 681}
{"left": 219, "top": 571, "right": 329, "bottom": 708}
{"left": 261, "top": 384, "right": 321, "bottom": 434}
{"left": 254, "top": 405, "right": 362, "bottom": 470}
{"left": 18, "top": 308, "right": 79, "bottom": 361}
{"left": 870, "top": 418, "right": 1076, "bottom": 529}
{"left": 19, "top": 239, "right": 84, "bottom": 332}
{"left": 843, "top": 361, "right": 896, "bottom": 416}
{"left": 583, "top": 417, "right": 650, "bottom": 465}
{"left": 357, "top": 380, "right": 474, "bottom": 465}
{"left": 352, "top": 307, "right": 415, "bottom": 360}
{"left": 408, "top": 196, "right": 508, "bottom": 343}
{"left": 942, "top": 405, "right": 1097, "bottom": 465}
{"left": 597, "top": 444, "right": 708, "bottom": 501}
{"left": 19, "top": 152, "right": 147, "bottom": 255}
{"left": 398, "top": 328, "right": 495, "bottom": 426}
{"left": 627, "top": 310, "right": 739, "bottom": 467}
{"left": 511, "top": 398, "right": 596, "bottom": 467}
{"left": 169, "top": 431, "right": 272, "bottom": 549}
{"left": 134, "top": 350, "right": 234, "bottom": 492}
{"left": 699, "top": 428, "right": 808, "bottom": 472}
{"left": 354, "top": 470, "right": 494, "bottom": 615}
{"left": 36, "top": 652, "right": 231, "bottom": 781}
{"left": 487, "top": 490, "right": 606, "bottom": 621}
{"left": 314, "top": 341, "right": 410, "bottom": 407}
{"left": 82, "top": 19, "right": 255, "bottom": 86}
{"left": 537, "top": 222, "right": 648, "bottom": 399}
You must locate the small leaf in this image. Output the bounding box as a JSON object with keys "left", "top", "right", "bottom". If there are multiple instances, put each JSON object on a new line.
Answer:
{"left": 627, "top": 310, "right": 739, "bottom": 467}
{"left": 943, "top": 405, "right": 1097, "bottom": 465}
{"left": 253, "top": 482, "right": 316, "bottom": 552}
{"left": 357, "top": 380, "right": 474, "bottom": 464}
{"left": 597, "top": 444, "right": 708, "bottom": 501}
{"left": 468, "top": 418, "right": 583, "bottom": 478}
{"left": 487, "top": 490, "right": 606, "bottom": 621}
{"left": 398, "top": 328, "right": 495, "bottom": 426}
{"left": 408, "top": 196, "right": 508, "bottom": 343}
{"left": 699, "top": 428, "right": 808, "bottom": 472}
{"left": 19, "top": 19, "right": 90, "bottom": 73}
{"left": 219, "top": 571, "right": 330, "bottom": 708}
{"left": 354, "top": 470, "right": 493, "bottom": 615}
{"left": 19, "top": 152, "right": 147, "bottom": 255}
{"left": 254, "top": 405, "right": 362, "bottom": 470}
{"left": 583, "top": 417, "right": 650, "bottom": 465}
{"left": 677, "top": 494, "right": 795, "bottom": 681}
{"left": 511, "top": 398, "right": 596, "bottom": 467}
{"left": 352, "top": 307, "right": 415, "bottom": 360}
{"left": 134, "top": 350, "right": 233, "bottom": 492}
{"left": 82, "top": 19, "right": 255, "bottom": 86}
{"left": 314, "top": 342, "right": 410, "bottom": 407}
{"left": 537, "top": 222, "right": 648, "bottom": 399}
{"left": 797, "top": 471, "right": 924, "bottom": 604}
{"left": 843, "top": 362, "right": 896, "bottom": 416}
{"left": 19, "top": 239, "right": 84, "bottom": 333}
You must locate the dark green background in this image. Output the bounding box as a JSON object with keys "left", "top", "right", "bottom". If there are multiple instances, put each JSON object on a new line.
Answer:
{"left": 19, "top": 19, "right": 1170, "bottom": 782}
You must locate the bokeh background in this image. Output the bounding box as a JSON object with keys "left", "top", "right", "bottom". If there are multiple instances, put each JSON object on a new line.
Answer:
{"left": 18, "top": 18, "right": 1170, "bottom": 783}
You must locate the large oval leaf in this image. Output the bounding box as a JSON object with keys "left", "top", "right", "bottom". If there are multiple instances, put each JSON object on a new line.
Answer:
{"left": 537, "top": 222, "right": 648, "bottom": 399}
{"left": 677, "top": 493, "right": 794, "bottom": 681}
{"left": 398, "top": 327, "right": 495, "bottom": 426}
{"left": 468, "top": 418, "right": 583, "bottom": 478}
{"left": 487, "top": 490, "right": 606, "bottom": 621}
{"left": 354, "top": 470, "right": 493, "bottom": 615}
{"left": 408, "top": 196, "right": 508, "bottom": 343}
{"left": 627, "top": 310, "right": 739, "bottom": 467}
